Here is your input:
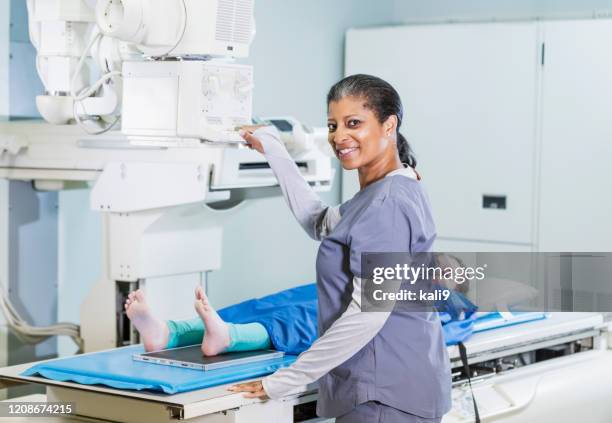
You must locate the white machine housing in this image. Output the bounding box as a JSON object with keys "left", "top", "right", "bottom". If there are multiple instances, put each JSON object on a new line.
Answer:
{"left": 95, "top": 0, "right": 255, "bottom": 58}
{"left": 26, "top": 0, "right": 96, "bottom": 124}
{"left": 27, "top": 0, "right": 256, "bottom": 140}
{"left": 94, "top": 0, "right": 256, "bottom": 140}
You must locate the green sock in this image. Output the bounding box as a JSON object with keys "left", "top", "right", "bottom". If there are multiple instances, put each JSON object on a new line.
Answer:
{"left": 227, "top": 322, "right": 272, "bottom": 351}
{"left": 166, "top": 318, "right": 204, "bottom": 349}
{"left": 165, "top": 319, "right": 272, "bottom": 351}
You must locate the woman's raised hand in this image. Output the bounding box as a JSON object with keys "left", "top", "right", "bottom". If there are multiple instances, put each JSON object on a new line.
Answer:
{"left": 239, "top": 125, "right": 267, "bottom": 154}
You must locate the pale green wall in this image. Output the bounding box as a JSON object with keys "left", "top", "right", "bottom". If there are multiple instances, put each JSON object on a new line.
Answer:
{"left": 0, "top": 0, "right": 9, "bottom": 117}
{"left": 7, "top": 0, "right": 41, "bottom": 117}
{"left": 391, "top": 0, "right": 612, "bottom": 22}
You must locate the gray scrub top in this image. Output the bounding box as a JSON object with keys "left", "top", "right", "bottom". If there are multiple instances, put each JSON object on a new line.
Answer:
{"left": 315, "top": 174, "right": 452, "bottom": 418}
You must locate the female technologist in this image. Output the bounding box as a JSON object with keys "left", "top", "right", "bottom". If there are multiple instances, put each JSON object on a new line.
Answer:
{"left": 230, "top": 74, "right": 452, "bottom": 423}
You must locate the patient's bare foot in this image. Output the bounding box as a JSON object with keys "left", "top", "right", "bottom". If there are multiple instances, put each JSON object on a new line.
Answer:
{"left": 194, "top": 286, "right": 230, "bottom": 356}
{"left": 125, "top": 289, "right": 169, "bottom": 352}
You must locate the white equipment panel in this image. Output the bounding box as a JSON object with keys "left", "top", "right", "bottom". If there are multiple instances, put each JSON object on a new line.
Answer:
{"left": 122, "top": 61, "right": 253, "bottom": 143}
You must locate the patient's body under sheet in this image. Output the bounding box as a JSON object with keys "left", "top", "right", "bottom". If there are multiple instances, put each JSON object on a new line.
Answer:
{"left": 219, "top": 283, "right": 546, "bottom": 351}
{"left": 219, "top": 284, "right": 318, "bottom": 355}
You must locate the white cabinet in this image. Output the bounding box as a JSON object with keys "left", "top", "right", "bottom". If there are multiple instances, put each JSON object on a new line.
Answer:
{"left": 344, "top": 19, "right": 612, "bottom": 251}
{"left": 346, "top": 23, "right": 540, "bottom": 246}
{"left": 538, "top": 20, "right": 612, "bottom": 251}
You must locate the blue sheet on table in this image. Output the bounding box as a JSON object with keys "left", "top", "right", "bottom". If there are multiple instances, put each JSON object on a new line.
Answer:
{"left": 22, "top": 345, "right": 296, "bottom": 394}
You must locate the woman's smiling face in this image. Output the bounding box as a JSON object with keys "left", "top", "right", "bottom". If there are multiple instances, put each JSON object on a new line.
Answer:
{"left": 327, "top": 96, "right": 396, "bottom": 171}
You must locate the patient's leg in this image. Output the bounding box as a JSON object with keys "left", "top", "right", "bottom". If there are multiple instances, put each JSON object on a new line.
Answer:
{"left": 195, "top": 287, "right": 272, "bottom": 356}
{"left": 195, "top": 286, "right": 231, "bottom": 356}
{"left": 125, "top": 289, "right": 169, "bottom": 352}
{"left": 126, "top": 287, "right": 272, "bottom": 355}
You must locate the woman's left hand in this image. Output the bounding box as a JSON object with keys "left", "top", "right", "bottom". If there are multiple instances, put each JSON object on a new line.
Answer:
{"left": 228, "top": 380, "right": 268, "bottom": 399}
